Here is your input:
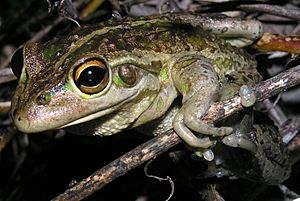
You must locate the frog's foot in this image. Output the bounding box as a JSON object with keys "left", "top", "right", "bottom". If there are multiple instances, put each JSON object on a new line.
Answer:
{"left": 222, "top": 110, "right": 257, "bottom": 153}
{"left": 194, "top": 149, "right": 215, "bottom": 161}
{"left": 183, "top": 112, "right": 233, "bottom": 136}
{"left": 222, "top": 131, "right": 257, "bottom": 153}
{"left": 239, "top": 85, "right": 256, "bottom": 107}
{"left": 173, "top": 109, "right": 233, "bottom": 161}
{"left": 173, "top": 112, "right": 213, "bottom": 149}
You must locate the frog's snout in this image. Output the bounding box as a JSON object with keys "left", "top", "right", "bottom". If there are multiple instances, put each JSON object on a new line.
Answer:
{"left": 11, "top": 102, "right": 64, "bottom": 134}
{"left": 11, "top": 106, "right": 34, "bottom": 134}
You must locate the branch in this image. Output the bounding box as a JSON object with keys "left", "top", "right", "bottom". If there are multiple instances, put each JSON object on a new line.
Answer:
{"left": 238, "top": 4, "right": 300, "bottom": 20}
{"left": 52, "top": 65, "right": 300, "bottom": 201}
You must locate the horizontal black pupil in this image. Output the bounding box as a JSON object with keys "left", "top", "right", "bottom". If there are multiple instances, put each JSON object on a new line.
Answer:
{"left": 78, "top": 66, "right": 106, "bottom": 86}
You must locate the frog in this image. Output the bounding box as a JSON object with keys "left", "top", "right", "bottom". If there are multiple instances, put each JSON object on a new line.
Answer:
{"left": 10, "top": 13, "right": 291, "bottom": 183}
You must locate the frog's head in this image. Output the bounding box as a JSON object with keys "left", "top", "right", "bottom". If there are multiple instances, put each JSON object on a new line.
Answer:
{"left": 10, "top": 37, "right": 163, "bottom": 133}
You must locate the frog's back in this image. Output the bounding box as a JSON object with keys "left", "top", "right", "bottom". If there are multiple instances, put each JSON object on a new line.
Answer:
{"left": 68, "top": 15, "right": 256, "bottom": 76}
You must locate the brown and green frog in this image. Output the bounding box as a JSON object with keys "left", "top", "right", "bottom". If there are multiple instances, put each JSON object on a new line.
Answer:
{"left": 9, "top": 13, "right": 291, "bottom": 184}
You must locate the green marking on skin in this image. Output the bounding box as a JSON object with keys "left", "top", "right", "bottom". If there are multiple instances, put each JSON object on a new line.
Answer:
{"left": 20, "top": 71, "right": 27, "bottom": 84}
{"left": 43, "top": 44, "right": 59, "bottom": 59}
{"left": 182, "top": 59, "right": 196, "bottom": 68}
{"left": 158, "top": 32, "right": 171, "bottom": 41}
{"left": 160, "top": 67, "right": 168, "bottom": 81}
{"left": 64, "top": 81, "right": 73, "bottom": 90}
{"left": 113, "top": 74, "right": 126, "bottom": 87}
{"left": 143, "top": 41, "right": 156, "bottom": 49}
{"left": 138, "top": 16, "right": 145, "bottom": 20}
{"left": 45, "top": 93, "right": 52, "bottom": 102}
{"left": 44, "top": 92, "right": 52, "bottom": 102}
{"left": 187, "top": 35, "right": 203, "bottom": 47}
{"left": 180, "top": 83, "right": 189, "bottom": 94}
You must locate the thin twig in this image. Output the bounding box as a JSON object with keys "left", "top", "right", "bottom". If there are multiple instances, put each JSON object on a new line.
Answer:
{"left": 52, "top": 65, "right": 300, "bottom": 201}
{"left": 202, "top": 184, "right": 225, "bottom": 201}
{"left": 144, "top": 160, "right": 174, "bottom": 201}
{"left": 0, "top": 68, "right": 17, "bottom": 84}
{"left": 238, "top": 4, "right": 300, "bottom": 20}
{"left": 0, "top": 0, "right": 86, "bottom": 69}
{"left": 0, "top": 125, "right": 16, "bottom": 152}
{"left": 0, "top": 101, "right": 11, "bottom": 115}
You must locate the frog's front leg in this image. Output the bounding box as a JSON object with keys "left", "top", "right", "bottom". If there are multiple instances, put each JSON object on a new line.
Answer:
{"left": 171, "top": 56, "right": 233, "bottom": 160}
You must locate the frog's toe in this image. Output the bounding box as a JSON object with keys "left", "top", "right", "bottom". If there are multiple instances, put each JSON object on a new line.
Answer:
{"left": 183, "top": 110, "right": 233, "bottom": 136}
{"left": 239, "top": 85, "right": 256, "bottom": 107}
{"left": 194, "top": 149, "right": 214, "bottom": 161}
{"left": 184, "top": 112, "right": 233, "bottom": 136}
{"left": 173, "top": 112, "right": 213, "bottom": 149}
{"left": 222, "top": 133, "right": 257, "bottom": 153}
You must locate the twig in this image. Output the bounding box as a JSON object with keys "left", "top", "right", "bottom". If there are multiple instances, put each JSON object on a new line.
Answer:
{"left": 144, "top": 160, "right": 175, "bottom": 201}
{"left": 287, "top": 116, "right": 300, "bottom": 152}
{"left": 0, "top": 0, "right": 86, "bottom": 69}
{"left": 52, "top": 130, "right": 180, "bottom": 201}
{"left": 52, "top": 65, "right": 300, "bottom": 201}
{"left": 0, "top": 101, "right": 11, "bottom": 115}
{"left": 203, "top": 66, "right": 300, "bottom": 123}
{"left": 0, "top": 68, "right": 17, "bottom": 84}
{"left": 202, "top": 184, "right": 225, "bottom": 201}
{"left": 0, "top": 125, "right": 16, "bottom": 152}
{"left": 238, "top": 4, "right": 300, "bottom": 20}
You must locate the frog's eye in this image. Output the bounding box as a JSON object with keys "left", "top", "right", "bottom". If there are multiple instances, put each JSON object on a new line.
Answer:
{"left": 11, "top": 47, "right": 24, "bottom": 79}
{"left": 118, "top": 65, "right": 137, "bottom": 86}
{"left": 73, "top": 59, "right": 109, "bottom": 94}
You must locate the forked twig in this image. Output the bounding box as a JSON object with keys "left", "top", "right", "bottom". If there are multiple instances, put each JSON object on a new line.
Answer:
{"left": 52, "top": 65, "right": 300, "bottom": 201}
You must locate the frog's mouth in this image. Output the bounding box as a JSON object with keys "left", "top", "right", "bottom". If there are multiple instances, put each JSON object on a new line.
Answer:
{"left": 59, "top": 100, "right": 127, "bottom": 129}
{"left": 59, "top": 89, "right": 158, "bottom": 131}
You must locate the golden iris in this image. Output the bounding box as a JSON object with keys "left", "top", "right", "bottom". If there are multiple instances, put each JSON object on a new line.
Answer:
{"left": 73, "top": 59, "right": 109, "bottom": 94}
